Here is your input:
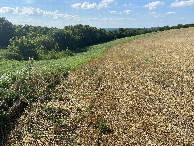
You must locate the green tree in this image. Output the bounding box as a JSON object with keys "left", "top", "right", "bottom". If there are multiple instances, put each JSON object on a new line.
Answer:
{"left": 7, "top": 35, "right": 59, "bottom": 60}
{"left": 0, "top": 17, "right": 15, "bottom": 47}
{"left": 7, "top": 36, "right": 37, "bottom": 60}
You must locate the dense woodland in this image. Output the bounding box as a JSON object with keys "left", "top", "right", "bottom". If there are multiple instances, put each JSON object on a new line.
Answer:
{"left": 0, "top": 17, "right": 194, "bottom": 60}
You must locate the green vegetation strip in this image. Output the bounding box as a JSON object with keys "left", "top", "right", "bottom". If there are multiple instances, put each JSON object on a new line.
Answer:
{"left": 35, "top": 33, "right": 156, "bottom": 74}
{"left": 0, "top": 32, "right": 156, "bottom": 82}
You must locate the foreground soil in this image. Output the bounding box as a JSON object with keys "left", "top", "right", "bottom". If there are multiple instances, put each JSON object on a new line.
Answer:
{"left": 6, "top": 28, "right": 194, "bottom": 145}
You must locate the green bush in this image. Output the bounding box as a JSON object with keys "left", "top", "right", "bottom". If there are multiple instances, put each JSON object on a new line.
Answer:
{"left": 7, "top": 35, "right": 59, "bottom": 60}
{"left": 7, "top": 36, "right": 38, "bottom": 60}
{"left": 1, "top": 50, "right": 21, "bottom": 60}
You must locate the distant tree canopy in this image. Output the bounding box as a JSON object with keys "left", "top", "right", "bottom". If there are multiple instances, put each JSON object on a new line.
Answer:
{"left": 0, "top": 17, "right": 194, "bottom": 60}
{"left": 0, "top": 17, "right": 15, "bottom": 47}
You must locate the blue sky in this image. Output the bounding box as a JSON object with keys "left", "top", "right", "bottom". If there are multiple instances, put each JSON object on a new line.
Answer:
{"left": 0, "top": 0, "right": 193, "bottom": 28}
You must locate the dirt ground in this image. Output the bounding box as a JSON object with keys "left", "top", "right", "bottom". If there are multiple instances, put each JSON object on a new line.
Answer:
{"left": 6, "top": 28, "right": 194, "bottom": 145}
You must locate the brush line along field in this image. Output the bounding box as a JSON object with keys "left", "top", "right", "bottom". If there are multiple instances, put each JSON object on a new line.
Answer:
{"left": 5, "top": 28, "right": 194, "bottom": 145}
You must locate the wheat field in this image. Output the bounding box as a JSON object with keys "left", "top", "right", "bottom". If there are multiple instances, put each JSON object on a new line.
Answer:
{"left": 6, "top": 28, "right": 194, "bottom": 145}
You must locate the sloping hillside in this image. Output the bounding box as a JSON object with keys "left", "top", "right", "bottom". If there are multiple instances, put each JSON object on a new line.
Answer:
{"left": 6, "top": 28, "right": 194, "bottom": 145}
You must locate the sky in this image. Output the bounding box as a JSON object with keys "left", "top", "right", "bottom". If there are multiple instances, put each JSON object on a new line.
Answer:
{"left": 0, "top": 0, "right": 193, "bottom": 28}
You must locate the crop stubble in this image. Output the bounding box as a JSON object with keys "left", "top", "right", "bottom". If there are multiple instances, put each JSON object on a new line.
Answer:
{"left": 6, "top": 28, "right": 194, "bottom": 145}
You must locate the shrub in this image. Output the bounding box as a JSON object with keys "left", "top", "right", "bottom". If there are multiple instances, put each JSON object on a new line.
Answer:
{"left": 7, "top": 35, "right": 59, "bottom": 60}
{"left": 7, "top": 36, "right": 38, "bottom": 60}
{"left": 1, "top": 50, "right": 21, "bottom": 60}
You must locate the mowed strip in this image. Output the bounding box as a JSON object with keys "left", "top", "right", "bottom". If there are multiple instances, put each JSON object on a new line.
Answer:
{"left": 7, "top": 28, "right": 194, "bottom": 145}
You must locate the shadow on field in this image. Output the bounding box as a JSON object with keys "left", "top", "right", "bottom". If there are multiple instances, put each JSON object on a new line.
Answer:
{"left": 0, "top": 98, "right": 28, "bottom": 146}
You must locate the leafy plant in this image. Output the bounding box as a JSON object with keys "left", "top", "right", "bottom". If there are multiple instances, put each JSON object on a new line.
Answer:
{"left": 98, "top": 120, "right": 108, "bottom": 134}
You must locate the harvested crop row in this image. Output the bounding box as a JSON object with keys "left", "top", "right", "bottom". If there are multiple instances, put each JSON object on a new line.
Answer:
{"left": 6, "top": 28, "right": 194, "bottom": 145}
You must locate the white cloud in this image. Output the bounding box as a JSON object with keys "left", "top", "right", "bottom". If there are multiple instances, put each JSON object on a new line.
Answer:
{"left": 145, "top": 1, "right": 165, "bottom": 10}
{"left": 72, "top": 2, "right": 97, "bottom": 9}
{"left": 98, "top": 0, "right": 114, "bottom": 8}
{"left": 99, "top": 17, "right": 135, "bottom": 22}
{"left": 171, "top": 0, "right": 194, "bottom": 7}
{"left": 0, "top": 7, "right": 79, "bottom": 20}
{"left": 110, "top": 10, "right": 116, "bottom": 14}
{"left": 109, "top": 10, "right": 121, "bottom": 14}
{"left": 123, "top": 10, "right": 131, "bottom": 14}
{"left": 147, "top": 12, "right": 165, "bottom": 18}
{"left": 71, "top": 3, "right": 81, "bottom": 8}
{"left": 72, "top": 0, "right": 114, "bottom": 9}
{"left": 83, "top": 17, "right": 136, "bottom": 22}
{"left": 20, "top": 7, "right": 40, "bottom": 16}
{"left": 109, "top": 10, "right": 131, "bottom": 15}
{"left": 81, "top": 2, "right": 97, "bottom": 9}
{"left": 166, "top": 11, "right": 176, "bottom": 14}
{"left": 123, "top": 3, "right": 132, "bottom": 7}
{"left": 84, "top": 18, "right": 99, "bottom": 21}
{"left": 0, "top": 7, "right": 20, "bottom": 14}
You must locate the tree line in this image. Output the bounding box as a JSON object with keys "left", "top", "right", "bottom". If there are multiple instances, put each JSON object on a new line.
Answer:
{"left": 0, "top": 17, "right": 194, "bottom": 60}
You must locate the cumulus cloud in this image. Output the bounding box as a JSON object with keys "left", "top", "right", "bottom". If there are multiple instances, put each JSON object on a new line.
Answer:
{"left": 98, "top": 17, "right": 135, "bottom": 22}
{"left": 171, "top": 0, "right": 194, "bottom": 7}
{"left": 20, "top": 7, "right": 42, "bottom": 16}
{"left": 145, "top": 1, "right": 165, "bottom": 10}
{"left": 97, "top": 0, "right": 114, "bottom": 8}
{"left": 81, "top": 2, "right": 97, "bottom": 9}
{"left": 110, "top": 10, "right": 117, "bottom": 14}
{"left": 0, "top": 7, "right": 79, "bottom": 20}
{"left": 71, "top": 0, "right": 114, "bottom": 9}
{"left": 71, "top": 3, "right": 82, "bottom": 8}
{"left": 0, "top": 7, "right": 20, "bottom": 14}
{"left": 71, "top": 2, "right": 97, "bottom": 9}
{"left": 109, "top": 10, "right": 131, "bottom": 15}
{"left": 123, "top": 10, "right": 131, "bottom": 14}
{"left": 147, "top": 12, "right": 165, "bottom": 18}
{"left": 123, "top": 3, "right": 132, "bottom": 7}
{"left": 109, "top": 10, "right": 121, "bottom": 14}
{"left": 166, "top": 11, "right": 176, "bottom": 14}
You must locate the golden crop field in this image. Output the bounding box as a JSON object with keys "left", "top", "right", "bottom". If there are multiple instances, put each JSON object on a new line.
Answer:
{"left": 6, "top": 28, "right": 194, "bottom": 145}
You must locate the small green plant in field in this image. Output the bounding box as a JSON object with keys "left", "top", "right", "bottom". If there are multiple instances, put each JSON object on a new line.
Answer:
{"left": 74, "top": 106, "right": 82, "bottom": 112}
{"left": 32, "top": 132, "right": 41, "bottom": 140}
{"left": 77, "top": 114, "right": 85, "bottom": 123}
{"left": 98, "top": 120, "right": 108, "bottom": 134}
{"left": 89, "top": 68, "right": 94, "bottom": 75}
{"left": 44, "top": 106, "right": 70, "bottom": 123}
{"left": 86, "top": 105, "right": 94, "bottom": 111}
{"left": 70, "top": 142, "right": 77, "bottom": 146}
{"left": 98, "top": 91, "right": 104, "bottom": 96}
{"left": 95, "top": 76, "right": 102, "bottom": 83}
{"left": 27, "top": 116, "right": 34, "bottom": 133}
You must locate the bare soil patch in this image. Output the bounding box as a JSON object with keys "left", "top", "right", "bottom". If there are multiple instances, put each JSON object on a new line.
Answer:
{"left": 6, "top": 28, "right": 194, "bottom": 145}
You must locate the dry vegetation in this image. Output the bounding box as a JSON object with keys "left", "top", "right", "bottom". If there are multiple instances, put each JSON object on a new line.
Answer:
{"left": 6, "top": 28, "right": 194, "bottom": 145}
